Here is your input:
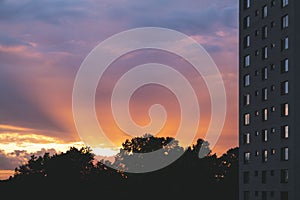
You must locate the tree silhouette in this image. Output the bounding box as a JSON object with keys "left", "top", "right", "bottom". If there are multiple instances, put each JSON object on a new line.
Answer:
{"left": 112, "top": 134, "right": 184, "bottom": 172}
{"left": 0, "top": 135, "right": 239, "bottom": 199}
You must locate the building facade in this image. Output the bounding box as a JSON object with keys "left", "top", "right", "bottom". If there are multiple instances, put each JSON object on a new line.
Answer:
{"left": 239, "top": 0, "right": 300, "bottom": 200}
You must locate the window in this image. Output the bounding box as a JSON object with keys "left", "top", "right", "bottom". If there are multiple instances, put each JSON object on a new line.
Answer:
{"left": 244, "top": 16, "right": 251, "bottom": 29}
{"left": 263, "top": 108, "right": 268, "bottom": 121}
{"left": 255, "top": 110, "right": 259, "bottom": 116}
{"left": 262, "top": 46, "right": 268, "bottom": 59}
{"left": 271, "top": 21, "right": 276, "bottom": 28}
{"left": 244, "top": 113, "right": 250, "bottom": 125}
{"left": 244, "top": 94, "right": 250, "bottom": 105}
{"left": 271, "top": 127, "right": 276, "bottom": 133}
{"left": 271, "top": 64, "right": 275, "bottom": 70}
{"left": 282, "top": 37, "right": 288, "bottom": 50}
{"left": 262, "top": 26, "right": 268, "bottom": 39}
{"left": 262, "top": 129, "right": 268, "bottom": 142}
{"left": 244, "top": 133, "right": 250, "bottom": 144}
{"left": 282, "top": 0, "right": 288, "bottom": 7}
{"left": 244, "top": 0, "right": 250, "bottom": 9}
{"left": 281, "top": 81, "right": 289, "bottom": 95}
{"left": 244, "top": 171, "right": 250, "bottom": 184}
{"left": 244, "top": 55, "right": 250, "bottom": 67}
{"left": 244, "top": 152, "right": 250, "bottom": 164}
{"left": 282, "top": 15, "right": 289, "bottom": 29}
{"left": 271, "top": 149, "right": 276, "bottom": 155}
{"left": 255, "top": 151, "right": 259, "bottom": 156}
{"left": 271, "top": 0, "right": 276, "bottom": 7}
{"left": 271, "top": 106, "right": 276, "bottom": 112}
{"left": 281, "top": 58, "right": 289, "bottom": 73}
{"left": 271, "top": 43, "right": 276, "bottom": 48}
{"left": 244, "top": 74, "right": 250, "bottom": 86}
{"left": 281, "top": 147, "right": 289, "bottom": 161}
{"left": 281, "top": 103, "right": 289, "bottom": 116}
{"left": 255, "top": 131, "right": 259, "bottom": 136}
{"left": 271, "top": 170, "right": 274, "bottom": 176}
{"left": 263, "top": 150, "right": 268, "bottom": 162}
{"left": 282, "top": 125, "right": 289, "bottom": 139}
{"left": 244, "top": 35, "right": 250, "bottom": 48}
{"left": 262, "top": 88, "right": 268, "bottom": 101}
{"left": 262, "top": 5, "right": 268, "bottom": 18}
{"left": 281, "top": 192, "right": 288, "bottom": 200}
{"left": 271, "top": 85, "right": 276, "bottom": 91}
{"left": 244, "top": 191, "right": 250, "bottom": 200}
{"left": 262, "top": 191, "right": 267, "bottom": 200}
{"left": 255, "top": 9, "right": 259, "bottom": 16}
{"left": 271, "top": 191, "right": 275, "bottom": 198}
{"left": 262, "top": 171, "right": 267, "bottom": 184}
{"left": 262, "top": 67, "right": 268, "bottom": 80}
{"left": 281, "top": 169, "right": 288, "bottom": 183}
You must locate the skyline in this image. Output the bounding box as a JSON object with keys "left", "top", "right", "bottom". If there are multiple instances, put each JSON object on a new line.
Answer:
{"left": 0, "top": 0, "right": 238, "bottom": 179}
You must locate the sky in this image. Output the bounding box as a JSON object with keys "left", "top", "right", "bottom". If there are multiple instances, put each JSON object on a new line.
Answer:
{"left": 0, "top": 0, "right": 238, "bottom": 179}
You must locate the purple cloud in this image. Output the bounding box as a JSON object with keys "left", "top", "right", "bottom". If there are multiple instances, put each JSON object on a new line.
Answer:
{"left": 0, "top": 148, "right": 57, "bottom": 170}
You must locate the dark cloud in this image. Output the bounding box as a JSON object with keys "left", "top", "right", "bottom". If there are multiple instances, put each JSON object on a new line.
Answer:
{"left": 0, "top": 150, "right": 23, "bottom": 170}
{"left": 0, "top": 0, "right": 237, "bottom": 34}
{"left": 104, "top": 0, "right": 238, "bottom": 34}
{"left": 220, "top": 5, "right": 238, "bottom": 29}
{"left": 0, "top": 33, "right": 32, "bottom": 47}
{"left": 0, "top": 0, "right": 89, "bottom": 24}
{"left": 0, "top": 148, "right": 57, "bottom": 170}
{"left": 203, "top": 44, "right": 222, "bottom": 53}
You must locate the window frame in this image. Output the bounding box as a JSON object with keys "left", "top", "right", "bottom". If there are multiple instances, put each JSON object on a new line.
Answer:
{"left": 262, "top": 5, "right": 268, "bottom": 18}
{"left": 244, "top": 152, "right": 251, "bottom": 164}
{"left": 262, "top": 26, "right": 268, "bottom": 39}
{"left": 262, "top": 46, "right": 268, "bottom": 59}
{"left": 244, "top": 74, "right": 250, "bottom": 87}
{"left": 281, "top": 169, "right": 288, "bottom": 183}
{"left": 282, "top": 15, "right": 289, "bottom": 29}
{"left": 282, "top": 0, "right": 288, "bottom": 7}
{"left": 244, "top": 0, "right": 251, "bottom": 9}
{"left": 262, "top": 108, "right": 268, "bottom": 121}
{"left": 262, "top": 88, "right": 268, "bottom": 101}
{"left": 281, "top": 81, "right": 289, "bottom": 95}
{"left": 244, "top": 113, "right": 250, "bottom": 125}
{"left": 281, "top": 58, "right": 289, "bottom": 73}
{"left": 244, "top": 55, "right": 250, "bottom": 67}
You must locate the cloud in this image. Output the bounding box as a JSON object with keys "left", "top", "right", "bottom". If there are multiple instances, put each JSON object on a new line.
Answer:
{"left": 0, "top": 148, "right": 57, "bottom": 170}
{"left": 0, "top": 0, "right": 89, "bottom": 24}
{"left": 0, "top": 125, "right": 84, "bottom": 154}
{"left": 0, "top": 147, "right": 57, "bottom": 180}
{"left": 105, "top": 0, "right": 238, "bottom": 35}
{"left": 0, "top": 133, "right": 62, "bottom": 145}
{"left": 0, "top": 33, "right": 34, "bottom": 47}
{"left": 0, "top": 150, "right": 24, "bottom": 170}
{"left": 0, "top": 0, "right": 238, "bottom": 157}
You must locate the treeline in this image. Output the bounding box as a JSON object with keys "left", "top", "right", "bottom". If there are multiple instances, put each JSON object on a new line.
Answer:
{"left": 0, "top": 135, "right": 238, "bottom": 199}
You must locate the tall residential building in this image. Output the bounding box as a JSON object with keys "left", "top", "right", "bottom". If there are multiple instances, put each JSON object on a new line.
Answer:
{"left": 239, "top": 0, "right": 300, "bottom": 200}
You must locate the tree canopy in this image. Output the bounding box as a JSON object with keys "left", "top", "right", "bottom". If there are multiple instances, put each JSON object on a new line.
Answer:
{"left": 0, "top": 135, "right": 238, "bottom": 199}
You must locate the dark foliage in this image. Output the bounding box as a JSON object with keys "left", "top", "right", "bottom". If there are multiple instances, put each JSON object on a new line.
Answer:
{"left": 0, "top": 135, "right": 238, "bottom": 199}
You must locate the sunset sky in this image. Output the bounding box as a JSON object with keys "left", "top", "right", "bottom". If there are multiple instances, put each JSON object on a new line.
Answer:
{"left": 0, "top": 0, "right": 238, "bottom": 179}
